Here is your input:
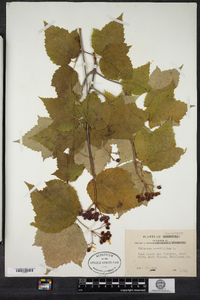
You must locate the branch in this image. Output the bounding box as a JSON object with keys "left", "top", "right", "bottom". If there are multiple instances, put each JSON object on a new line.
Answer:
{"left": 130, "top": 139, "right": 149, "bottom": 192}
{"left": 78, "top": 28, "right": 89, "bottom": 95}
{"left": 78, "top": 28, "right": 98, "bottom": 209}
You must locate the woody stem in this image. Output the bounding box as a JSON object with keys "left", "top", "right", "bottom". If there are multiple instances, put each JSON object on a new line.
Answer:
{"left": 79, "top": 28, "right": 98, "bottom": 210}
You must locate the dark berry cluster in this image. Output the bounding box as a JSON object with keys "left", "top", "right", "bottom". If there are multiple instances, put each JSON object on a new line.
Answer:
{"left": 136, "top": 186, "right": 161, "bottom": 203}
{"left": 99, "top": 215, "right": 110, "bottom": 225}
{"left": 100, "top": 231, "right": 112, "bottom": 244}
{"left": 79, "top": 208, "right": 100, "bottom": 221}
{"left": 78, "top": 207, "right": 112, "bottom": 248}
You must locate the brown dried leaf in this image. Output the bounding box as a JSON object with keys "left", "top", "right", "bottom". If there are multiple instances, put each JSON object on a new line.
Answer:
{"left": 14, "top": 116, "right": 53, "bottom": 160}
{"left": 148, "top": 66, "right": 181, "bottom": 90}
{"left": 52, "top": 65, "right": 79, "bottom": 98}
{"left": 41, "top": 96, "right": 80, "bottom": 132}
{"left": 31, "top": 125, "right": 86, "bottom": 157}
{"left": 33, "top": 224, "right": 87, "bottom": 273}
{"left": 91, "top": 14, "right": 124, "bottom": 55}
{"left": 44, "top": 23, "right": 80, "bottom": 65}
{"left": 53, "top": 151, "right": 84, "bottom": 182}
{"left": 74, "top": 140, "right": 112, "bottom": 175}
{"left": 122, "top": 63, "right": 152, "bottom": 95}
{"left": 120, "top": 161, "right": 154, "bottom": 195}
{"left": 134, "top": 119, "right": 184, "bottom": 171}
{"left": 145, "top": 82, "right": 187, "bottom": 128}
{"left": 79, "top": 93, "right": 111, "bottom": 130}
{"left": 25, "top": 180, "right": 81, "bottom": 233}
{"left": 87, "top": 168, "right": 140, "bottom": 214}
{"left": 99, "top": 43, "right": 133, "bottom": 80}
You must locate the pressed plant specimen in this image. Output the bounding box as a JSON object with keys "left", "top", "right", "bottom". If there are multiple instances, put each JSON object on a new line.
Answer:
{"left": 17, "top": 14, "right": 189, "bottom": 273}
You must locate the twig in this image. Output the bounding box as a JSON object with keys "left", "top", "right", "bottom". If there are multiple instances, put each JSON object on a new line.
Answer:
{"left": 96, "top": 71, "right": 122, "bottom": 85}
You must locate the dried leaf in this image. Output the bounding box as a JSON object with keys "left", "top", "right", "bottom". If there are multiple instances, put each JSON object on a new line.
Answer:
{"left": 122, "top": 63, "right": 152, "bottom": 95}
{"left": 148, "top": 66, "right": 181, "bottom": 90}
{"left": 112, "top": 139, "right": 133, "bottom": 164}
{"left": 99, "top": 43, "right": 133, "bottom": 80}
{"left": 108, "top": 95, "right": 149, "bottom": 139}
{"left": 74, "top": 140, "right": 111, "bottom": 175}
{"left": 25, "top": 180, "right": 81, "bottom": 233}
{"left": 120, "top": 161, "right": 154, "bottom": 195}
{"left": 145, "top": 82, "right": 187, "bottom": 128}
{"left": 134, "top": 119, "right": 184, "bottom": 171}
{"left": 72, "top": 81, "right": 83, "bottom": 97}
{"left": 144, "top": 81, "right": 174, "bottom": 107}
{"left": 14, "top": 116, "right": 53, "bottom": 160}
{"left": 87, "top": 168, "right": 140, "bottom": 214}
{"left": 41, "top": 97, "right": 80, "bottom": 132}
{"left": 33, "top": 224, "right": 87, "bottom": 273}
{"left": 44, "top": 23, "right": 80, "bottom": 65}
{"left": 122, "top": 94, "right": 139, "bottom": 104}
{"left": 91, "top": 14, "right": 124, "bottom": 55}
{"left": 53, "top": 151, "right": 84, "bottom": 182}
{"left": 79, "top": 93, "right": 111, "bottom": 130}
{"left": 31, "top": 125, "right": 86, "bottom": 157}
{"left": 52, "top": 65, "right": 79, "bottom": 98}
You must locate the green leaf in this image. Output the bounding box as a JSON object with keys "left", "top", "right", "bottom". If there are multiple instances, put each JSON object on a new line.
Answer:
{"left": 51, "top": 65, "right": 79, "bottom": 98}
{"left": 145, "top": 82, "right": 187, "bottom": 128}
{"left": 33, "top": 224, "right": 87, "bottom": 274}
{"left": 148, "top": 66, "right": 181, "bottom": 90}
{"left": 91, "top": 14, "right": 124, "bottom": 55}
{"left": 122, "top": 63, "right": 152, "bottom": 95}
{"left": 79, "top": 93, "right": 111, "bottom": 130}
{"left": 53, "top": 151, "right": 84, "bottom": 182}
{"left": 44, "top": 23, "right": 80, "bottom": 65}
{"left": 134, "top": 119, "right": 184, "bottom": 171}
{"left": 99, "top": 43, "right": 133, "bottom": 80}
{"left": 25, "top": 180, "right": 81, "bottom": 233}
{"left": 87, "top": 168, "right": 140, "bottom": 214}
{"left": 14, "top": 116, "right": 53, "bottom": 160}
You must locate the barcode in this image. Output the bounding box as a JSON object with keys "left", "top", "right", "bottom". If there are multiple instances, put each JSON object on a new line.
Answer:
{"left": 15, "top": 268, "right": 35, "bottom": 273}
{"left": 7, "top": 267, "right": 41, "bottom": 275}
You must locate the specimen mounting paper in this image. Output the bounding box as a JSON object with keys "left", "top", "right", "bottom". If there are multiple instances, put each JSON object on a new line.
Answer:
{"left": 5, "top": 2, "right": 197, "bottom": 277}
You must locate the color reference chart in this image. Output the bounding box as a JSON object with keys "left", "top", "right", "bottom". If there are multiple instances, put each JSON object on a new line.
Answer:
{"left": 38, "top": 279, "right": 52, "bottom": 291}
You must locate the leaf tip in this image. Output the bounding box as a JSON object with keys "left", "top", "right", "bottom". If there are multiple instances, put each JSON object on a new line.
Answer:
{"left": 118, "top": 13, "right": 123, "bottom": 21}
{"left": 13, "top": 139, "right": 20, "bottom": 144}
{"left": 24, "top": 181, "right": 34, "bottom": 191}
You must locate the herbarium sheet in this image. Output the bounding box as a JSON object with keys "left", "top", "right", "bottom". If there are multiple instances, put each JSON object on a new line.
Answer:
{"left": 5, "top": 2, "right": 197, "bottom": 277}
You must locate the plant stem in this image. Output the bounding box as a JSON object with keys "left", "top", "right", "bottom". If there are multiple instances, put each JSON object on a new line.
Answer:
{"left": 79, "top": 28, "right": 98, "bottom": 209}
{"left": 130, "top": 139, "right": 149, "bottom": 192}
{"left": 96, "top": 71, "right": 122, "bottom": 85}
{"left": 78, "top": 28, "right": 89, "bottom": 95}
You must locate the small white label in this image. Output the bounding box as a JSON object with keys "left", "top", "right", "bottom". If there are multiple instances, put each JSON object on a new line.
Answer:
{"left": 8, "top": 267, "right": 41, "bottom": 275}
{"left": 149, "top": 278, "right": 175, "bottom": 293}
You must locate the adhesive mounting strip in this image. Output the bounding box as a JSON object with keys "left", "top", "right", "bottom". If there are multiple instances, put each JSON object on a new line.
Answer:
{"left": 107, "top": 15, "right": 129, "bottom": 26}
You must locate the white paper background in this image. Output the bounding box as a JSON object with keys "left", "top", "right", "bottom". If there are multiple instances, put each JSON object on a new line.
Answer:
{"left": 6, "top": 2, "right": 197, "bottom": 276}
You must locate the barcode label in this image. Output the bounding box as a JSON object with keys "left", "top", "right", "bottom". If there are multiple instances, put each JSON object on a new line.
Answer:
{"left": 8, "top": 267, "right": 41, "bottom": 275}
